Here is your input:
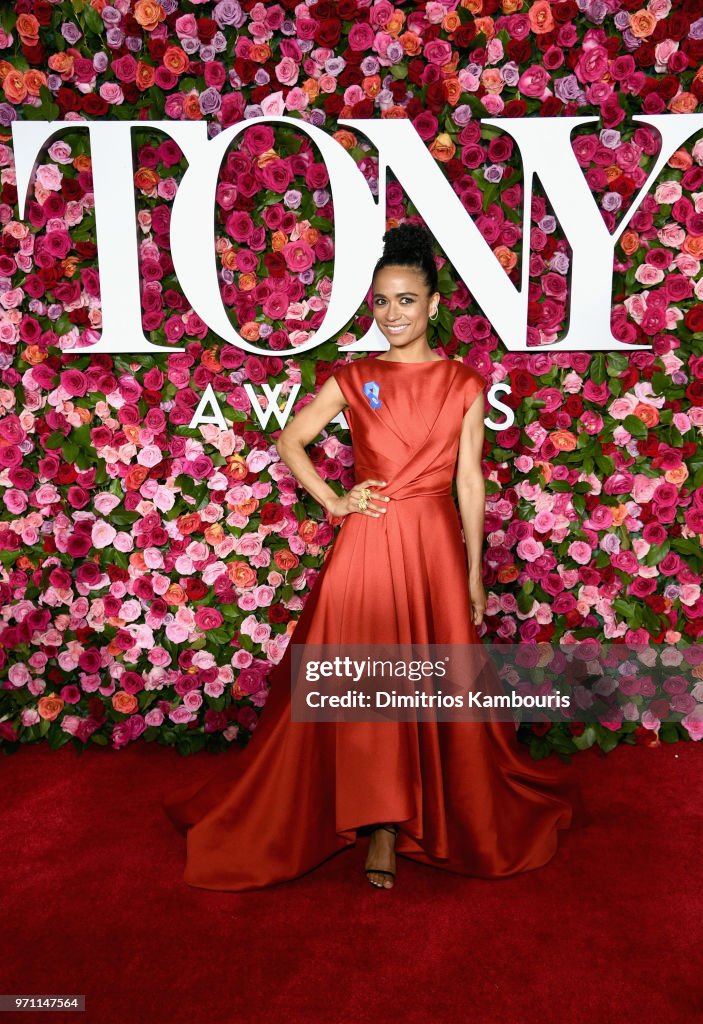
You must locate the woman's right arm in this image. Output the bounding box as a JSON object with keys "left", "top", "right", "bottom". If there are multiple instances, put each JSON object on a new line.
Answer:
{"left": 274, "top": 375, "right": 389, "bottom": 519}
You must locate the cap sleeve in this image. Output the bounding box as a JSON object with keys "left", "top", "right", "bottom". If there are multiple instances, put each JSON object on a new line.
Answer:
{"left": 463, "top": 368, "right": 487, "bottom": 416}
{"left": 332, "top": 360, "right": 354, "bottom": 408}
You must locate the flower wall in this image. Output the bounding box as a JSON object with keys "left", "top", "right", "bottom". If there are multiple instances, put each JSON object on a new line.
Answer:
{"left": 1, "top": 0, "right": 703, "bottom": 759}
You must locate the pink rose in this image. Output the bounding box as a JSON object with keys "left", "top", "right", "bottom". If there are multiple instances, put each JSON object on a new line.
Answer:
{"left": 195, "top": 608, "right": 224, "bottom": 630}
{"left": 282, "top": 240, "right": 314, "bottom": 272}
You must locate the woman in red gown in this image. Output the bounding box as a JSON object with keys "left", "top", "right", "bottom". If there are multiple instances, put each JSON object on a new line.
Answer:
{"left": 163, "top": 223, "right": 587, "bottom": 891}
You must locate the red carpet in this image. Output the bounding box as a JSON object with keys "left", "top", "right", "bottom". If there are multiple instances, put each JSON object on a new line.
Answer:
{"left": 1, "top": 739, "right": 700, "bottom": 1024}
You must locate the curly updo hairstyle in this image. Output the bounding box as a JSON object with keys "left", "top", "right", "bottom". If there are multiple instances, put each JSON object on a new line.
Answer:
{"left": 372, "top": 222, "right": 439, "bottom": 295}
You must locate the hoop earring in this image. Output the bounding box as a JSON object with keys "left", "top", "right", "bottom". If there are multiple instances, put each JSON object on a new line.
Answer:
{"left": 429, "top": 307, "right": 439, "bottom": 321}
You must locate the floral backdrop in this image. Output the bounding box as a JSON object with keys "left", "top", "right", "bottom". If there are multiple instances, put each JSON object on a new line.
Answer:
{"left": 1, "top": 0, "right": 703, "bottom": 760}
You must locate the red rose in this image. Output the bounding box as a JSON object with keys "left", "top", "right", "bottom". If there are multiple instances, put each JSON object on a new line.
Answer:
{"left": 453, "top": 25, "right": 476, "bottom": 48}
{"left": 82, "top": 93, "right": 109, "bottom": 116}
{"left": 268, "top": 603, "right": 291, "bottom": 624}
{"left": 260, "top": 503, "right": 284, "bottom": 525}
{"left": 56, "top": 87, "right": 81, "bottom": 113}
{"left": 315, "top": 18, "right": 342, "bottom": 48}
{"left": 685, "top": 307, "right": 703, "bottom": 332}
{"left": 197, "top": 17, "right": 217, "bottom": 41}
{"left": 186, "top": 578, "right": 209, "bottom": 601}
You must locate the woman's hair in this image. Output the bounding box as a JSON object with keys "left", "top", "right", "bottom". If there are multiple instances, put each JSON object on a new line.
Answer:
{"left": 372, "top": 222, "right": 439, "bottom": 294}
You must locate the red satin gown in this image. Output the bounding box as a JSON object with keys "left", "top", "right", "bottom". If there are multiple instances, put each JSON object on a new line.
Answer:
{"left": 163, "top": 355, "right": 587, "bottom": 891}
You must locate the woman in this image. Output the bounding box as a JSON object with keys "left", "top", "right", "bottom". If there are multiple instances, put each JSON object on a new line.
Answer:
{"left": 163, "top": 223, "right": 587, "bottom": 892}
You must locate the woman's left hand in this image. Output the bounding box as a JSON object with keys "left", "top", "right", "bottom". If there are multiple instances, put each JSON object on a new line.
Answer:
{"left": 469, "top": 578, "right": 486, "bottom": 626}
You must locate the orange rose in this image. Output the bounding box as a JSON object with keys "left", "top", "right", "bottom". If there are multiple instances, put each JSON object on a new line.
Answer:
{"left": 271, "top": 229, "right": 288, "bottom": 252}
{"left": 381, "top": 106, "right": 409, "bottom": 119}
{"left": 227, "top": 561, "right": 257, "bottom": 588}
{"left": 0, "top": 61, "right": 13, "bottom": 83}
{"left": 332, "top": 129, "right": 357, "bottom": 151}
{"left": 444, "top": 78, "right": 462, "bottom": 106}
{"left": 134, "top": 0, "right": 165, "bottom": 31}
{"left": 443, "top": 12, "right": 461, "bottom": 32}
{"left": 233, "top": 497, "right": 258, "bottom": 516}
{"left": 134, "top": 167, "right": 159, "bottom": 192}
{"left": 669, "top": 92, "right": 697, "bottom": 114}
{"left": 550, "top": 429, "right": 577, "bottom": 452}
{"left": 183, "top": 92, "right": 203, "bottom": 120}
{"left": 665, "top": 465, "right": 688, "bottom": 487}
{"left": 249, "top": 44, "right": 272, "bottom": 63}
{"left": 59, "top": 257, "right": 80, "bottom": 278}
{"left": 202, "top": 349, "right": 222, "bottom": 373}
{"left": 177, "top": 513, "right": 202, "bottom": 535}
{"left": 37, "top": 694, "right": 64, "bottom": 721}
{"left": 535, "top": 459, "right": 553, "bottom": 484}
{"left": 429, "top": 132, "right": 456, "bottom": 162}
{"left": 633, "top": 402, "right": 659, "bottom": 428}
{"left": 221, "top": 248, "right": 238, "bottom": 270}
{"left": 461, "top": 0, "right": 483, "bottom": 13}
{"left": 23, "top": 345, "right": 47, "bottom": 365}
{"left": 274, "top": 549, "right": 300, "bottom": 571}
{"left": 303, "top": 78, "right": 320, "bottom": 101}
{"left": 386, "top": 10, "right": 406, "bottom": 36}
{"left": 124, "top": 465, "right": 149, "bottom": 491}
{"left": 136, "top": 62, "right": 156, "bottom": 91}
{"left": 164, "top": 583, "right": 187, "bottom": 605}
{"left": 112, "top": 692, "right": 138, "bottom": 714}
{"left": 123, "top": 424, "right": 140, "bottom": 443}
{"left": 604, "top": 165, "right": 622, "bottom": 184}
{"left": 16, "top": 14, "right": 40, "bottom": 44}
{"left": 474, "top": 16, "right": 496, "bottom": 39}
{"left": 629, "top": 10, "right": 657, "bottom": 38}
{"left": 299, "top": 519, "right": 318, "bottom": 544}
{"left": 47, "top": 50, "right": 75, "bottom": 77}
{"left": 667, "top": 148, "right": 692, "bottom": 171}
{"left": 302, "top": 226, "right": 320, "bottom": 245}
{"left": 129, "top": 551, "right": 147, "bottom": 572}
{"left": 501, "top": 0, "right": 524, "bottom": 12}
{"left": 493, "top": 245, "right": 518, "bottom": 273}
{"left": 226, "top": 454, "right": 248, "bottom": 480}
{"left": 481, "top": 68, "right": 504, "bottom": 94}
{"left": 24, "top": 70, "right": 47, "bottom": 96}
{"left": 238, "top": 272, "right": 257, "bottom": 291}
{"left": 399, "top": 31, "right": 422, "bottom": 57}
{"left": 611, "top": 504, "right": 628, "bottom": 527}
{"left": 204, "top": 523, "right": 225, "bottom": 546}
{"left": 683, "top": 235, "right": 703, "bottom": 259}
{"left": 240, "top": 322, "right": 260, "bottom": 342}
{"left": 620, "top": 229, "right": 640, "bottom": 256}
{"left": 528, "top": 0, "right": 554, "bottom": 34}
{"left": 362, "top": 75, "right": 382, "bottom": 99}
{"left": 3, "top": 70, "right": 27, "bottom": 104}
{"left": 163, "top": 46, "right": 189, "bottom": 75}
{"left": 74, "top": 154, "right": 92, "bottom": 173}
{"left": 256, "top": 148, "right": 279, "bottom": 167}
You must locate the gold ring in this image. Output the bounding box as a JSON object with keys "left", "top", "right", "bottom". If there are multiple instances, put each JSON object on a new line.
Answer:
{"left": 357, "top": 486, "right": 371, "bottom": 511}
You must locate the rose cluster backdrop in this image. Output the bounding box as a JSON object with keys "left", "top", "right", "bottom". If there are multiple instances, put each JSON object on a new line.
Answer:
{"left": 1, "top": 0, "right": 703, "bottom": 760}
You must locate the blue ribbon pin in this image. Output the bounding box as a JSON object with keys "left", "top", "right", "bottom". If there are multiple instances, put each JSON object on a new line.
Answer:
{"left": 362, "top": 380, "right": 382, "bottom": 410}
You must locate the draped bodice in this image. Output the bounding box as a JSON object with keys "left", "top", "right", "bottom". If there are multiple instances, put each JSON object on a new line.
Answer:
{"left": 332, "top": 356, "right": 486, "bottom": 501}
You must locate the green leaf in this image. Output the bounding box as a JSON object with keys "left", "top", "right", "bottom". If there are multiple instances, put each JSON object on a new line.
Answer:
{"left": 83, "top": 5, "right": 105, "bottom": 34}
{"left": 45, "top": 432, "right": 66, "bottom": 450}
{"left": 659, "top": 723, "right": 679, "bottom": 743}
{"left": 623, "top": 414, "right": 647, "bottom": 439}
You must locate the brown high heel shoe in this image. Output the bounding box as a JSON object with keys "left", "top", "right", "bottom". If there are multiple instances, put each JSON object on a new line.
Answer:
{"left": 364, "top": 824, "right": 399, "bottom": 889}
